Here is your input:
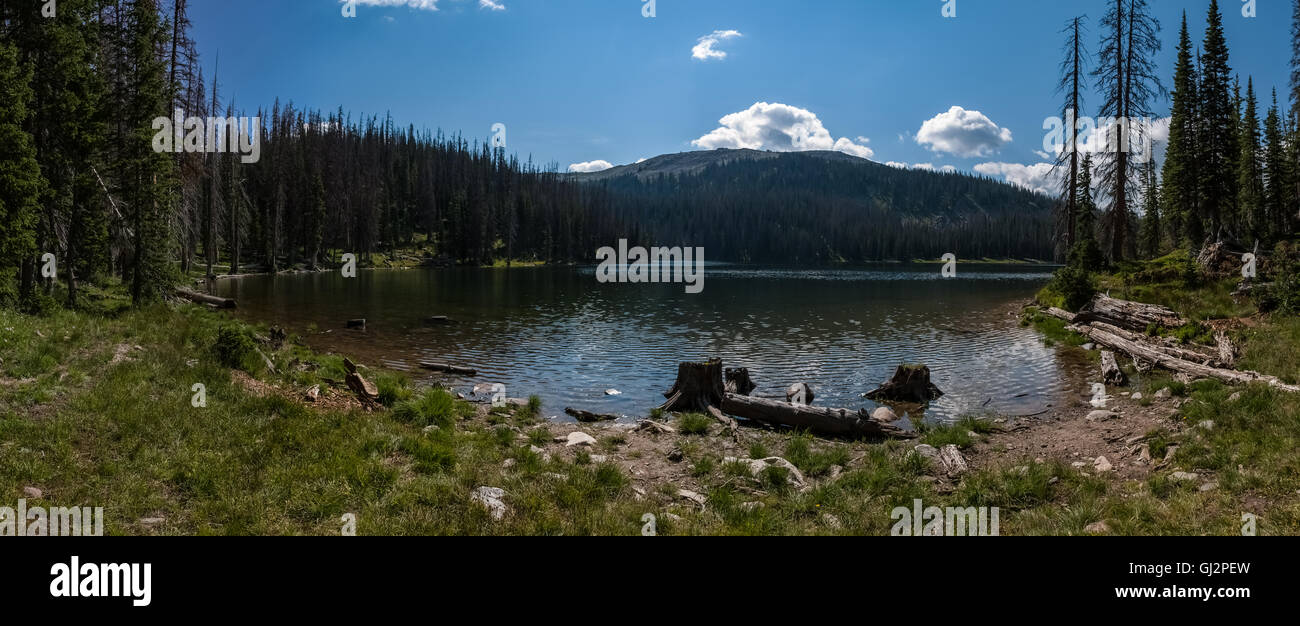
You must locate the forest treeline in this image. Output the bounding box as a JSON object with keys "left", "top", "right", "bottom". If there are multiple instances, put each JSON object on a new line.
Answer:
{"left": 1054, "top": 0, "right": 1300, "bottom": 267}
{"left": 590, "top": 152, "right": 1055, "bottom": 263}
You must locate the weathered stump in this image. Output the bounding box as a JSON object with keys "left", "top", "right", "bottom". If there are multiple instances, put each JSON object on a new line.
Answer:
{"left": 660, "top": 359, "right": 727, "bottom": 413}
{"left": 724, "top": 367, "right": 757, "bottom": 396}
{"left": 1100, "top": 350, "right": 1127, "bottom": 386}
{"left": 864, "top": 365, "right": 944, "bottom": 403}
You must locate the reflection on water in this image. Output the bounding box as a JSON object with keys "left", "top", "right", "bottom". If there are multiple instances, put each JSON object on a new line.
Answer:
{"left": 217, "top": 264, "right": 1089, "bottom": 425}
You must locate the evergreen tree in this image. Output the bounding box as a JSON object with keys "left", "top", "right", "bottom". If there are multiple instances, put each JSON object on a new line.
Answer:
{"left": 1198, "top": 0, "right": 1238, "bottom": 242}
{"left": 1162, "top": 12, "right": 1198, "bottom": 249}
{"left": 1070, "top": 155, "right": 1107, "bottom": 271}
{"left": 1139, "top": 157, "right": 1161, "bottom": 258}
{"left": 1264, "top": 90, "right": 1289, "bottom": 236}
{"left": 0, "top": 40, "right": 44, "bottom": 303}
{"left": 1239, "top": 77, "right": 1266, "bottom": 243}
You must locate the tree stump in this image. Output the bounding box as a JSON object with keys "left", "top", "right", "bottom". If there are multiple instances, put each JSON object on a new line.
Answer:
{"left": 660, "top": 359, "right": 727, "bottom": 413}
{"left": 1100, "top": 351, "right": 1128, "bottom": 386}
{"left": 864, "top": 365, "right": 944, "bottom": 403}
{"left": 724, "top": 367, "right": 757, "bottom": 396}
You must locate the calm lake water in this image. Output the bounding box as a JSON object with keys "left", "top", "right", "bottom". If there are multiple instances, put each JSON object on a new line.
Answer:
{"left": 216, "top": 264, "right": 1089, "bottom": 427}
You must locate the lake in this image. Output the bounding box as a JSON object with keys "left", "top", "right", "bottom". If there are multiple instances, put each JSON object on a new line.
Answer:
{"left": 216, "top": 264, "right": 1090, "bottom": 427}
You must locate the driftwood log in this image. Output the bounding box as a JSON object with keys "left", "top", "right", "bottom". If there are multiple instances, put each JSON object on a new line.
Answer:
{"left": 565, "top": 407, "right": 619, "bottom": 423}
{"left": 660, "top": 359, "right": 914, "bottom": 440}
{"left": 1069, "top": 323, "right": 1300, "bottom": 393}
{"left": 419, "top": 362, "right": 478, "bottom": 376}
{"left": 1074, "top": 294, "right": 1188, "bottom": 332}
{"left": 864, "top": 365, "right": 944, "bottom": 402}
{"left": 342, "top": 358, "right": 379, "bottom": 404}
{"left": 175, "top": 288, "right": 236, "bottom": 309}
{"left": 1100, "top": 350, "right": 1127, "bottom": 386}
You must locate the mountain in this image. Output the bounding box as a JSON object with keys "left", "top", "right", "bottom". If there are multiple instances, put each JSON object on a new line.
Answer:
{"left": 572, "top": 149, "right": 1057, "bottom": 263}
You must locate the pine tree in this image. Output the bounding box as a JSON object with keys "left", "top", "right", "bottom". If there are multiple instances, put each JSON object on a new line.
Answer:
{"left": 1239, "top": 77, "right": 1266, "bottom": 243}
{"left": 1162, "top": 12, "right": 1199, "bottom": 249}
{"left": 1198, "top": 0, "right": 1237, "bottom": 242}
{"left": 1070, "top": 155, "right": 1106, "bottom": 271}
{"left": 123, "top": 0, "right": 177, "bottom": 306}
{"left": 1139, "top": 157, "right": 1161, "bottom": 258}
{"left": 1055, "top": 16, "right": 1088, "bottom": 257}
{"left": 1264, "top": 90, "right": 1289, "bottom": 237}
{"left": 0, "top": 40, "right": 45, "bottom": 303}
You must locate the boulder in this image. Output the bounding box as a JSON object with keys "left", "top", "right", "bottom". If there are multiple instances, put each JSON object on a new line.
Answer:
{"left": 470, "top": 487, "right": 509, "bottom": 521}
{"left": 865, "top": 365, "right": 944, "bottom": 403}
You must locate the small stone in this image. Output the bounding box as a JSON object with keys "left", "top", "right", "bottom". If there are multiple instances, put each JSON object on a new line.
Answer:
{"left": 822, "top": 513, "right": 843, "bottom": 529}
{"left": 564, "top": 431, "right": 598, "bottom": 447}
{"left": 1071, "top": 461, "right": 1088, "bottom": 468}
{"left": 22, "top": 486, "right": 42, "bottom": 499}
{"left": 1199, "top": 481, "right": 1219, "bottom": 492}
{"left": 1154, "top": 388, "right": 1172, "bottom": 400}
{"left": 470, "top": 487, "right": 509, "bottom": 521}
{"left": 1084, "top": 521, "right": 1111, "bottom": 534}
{"left": 871, "top": 406, "right": 900, "bottom": 423}
{"left": 1170, "top": 471, "right": 1199, "bottom": 482}
{"left": 1138, "top": 444, "right": 1152, "bottom": 463}
{"left": 967, "top": 431, "right": 979, "bottom": 439}
{"left": 667, "top": 447, "right": 684, "bottom": 462}
{"left": 502, "top": 458, "right": 516, "bottom": 469}
{"left": 913, "top": 444, "right": 940, "bottom": 463}
{"left": 1082, "top": 343, "right": 1095, "bottom": 351}
{"left": 1197, "top": 420, "right": 1215, "bottom": 431}
{"left": 590, "top": 455, "right": 608, "bottom": 464}
{"left": 1132, "top": 392, "right": 1143, "bottom": 401}
{"left": 1086, "top": 410, "right": 1118, "bottom": 422}
{"left": 1228, "top": 392, "right": 1242, "bottom": 403}
{"left": 1093, "top": 456, "right": 1113, "bottom": 472}
{"left": 605, "top": 389, "right": 622, "bottom": 396}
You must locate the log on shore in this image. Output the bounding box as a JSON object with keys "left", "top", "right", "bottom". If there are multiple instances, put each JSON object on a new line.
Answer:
{"left": 565, "top": 407, "right": 619, "bottom": 423}
{"left": 1100, "top": 350, "right": 1127, "bottom": 386}
{"left": 175, "top": 288, "right": 236, "bottom": 309}
{"left": 1043, "top": 307, "right": 1076, "bottom": 323}
{"left": 1069, "top": 324, "right": 1300, "bottom": 393}
{"left": 1088, "top": 321, "right": 1226, "bottom": 367}
{"left": 719, "top": 393, "right": 915, "bottom": 440}
{"left": 1074, "top": 294, "right": 1188, "bottom": 332}
{"left": 419, "top": 362, "right": 478, "bottom": 376}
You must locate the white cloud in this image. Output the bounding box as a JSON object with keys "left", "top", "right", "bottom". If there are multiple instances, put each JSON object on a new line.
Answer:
{"left": 973, "top": 162, "right": 1059, "bottom": 195}
{"left": 691, "top": 102, "right": 874, "bottom": 159}
{"left": 479, "top": 0, "right": 505, "bottom": 10}
{"left": 916, "top": 106, "right": 1013, "bottom": 158}
{"left": 884, "top": 161, "right": 909, "bottom": 169}
{"left": 692, "top": 30, "right": 742, "bottom": 61}
{"left": 568, "top": 160, "right": 615, "bottom": 173}
{"left": 342, "top": 0, "right": 442, "bottom": 11}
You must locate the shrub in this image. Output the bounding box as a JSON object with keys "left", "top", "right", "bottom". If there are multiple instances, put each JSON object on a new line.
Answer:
{"left": 213, "top": 326, "right": 257, "bottom": 371}
{"left": 1046, "top": 264, "right": 1094, "bottom": 312}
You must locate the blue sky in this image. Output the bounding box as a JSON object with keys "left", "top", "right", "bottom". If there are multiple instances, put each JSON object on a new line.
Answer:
{"left": 191, "top": 0, "right": 1293, "bottom": 190}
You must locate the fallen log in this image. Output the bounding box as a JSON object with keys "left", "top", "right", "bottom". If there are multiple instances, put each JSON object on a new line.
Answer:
{"left": 175, "top": 288, "right": 236, "bottom": 309}
{"left": 1075, "top": 294, "right": 1188, "bottom": 332}
{"left": 661, "top": 359, "right": 912, "bottom": 439}
{"left": 719, "top": 393, "right": 915, "bottom": 440}
{"left": 565, "top": 407, "right": 619, "bottom": 423}
{"left": 1100, "top": 351, "right": 1127, "bottom": 386}
{"left": 1043, "top": 307, "right": 1077, "bottom": 322}
{"left": 1088, "top": 321, "right": 1225, "bottom": 367}
{"left": 419, "top": 362, "right": 478, "bottom": 376}
{"left": 1069, "top": 324, "right": 1300, "bottom": 393}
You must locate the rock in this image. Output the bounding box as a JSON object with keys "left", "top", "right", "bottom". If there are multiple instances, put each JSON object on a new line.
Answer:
{"left": 913, "top": 444, "right": 941, "bottom": 463}
{"left": 1197, "top": 420, "right": 1215, "bottom": 431}
{"left": 723, "top": 456, "right": 807, "bottom": 487}
{"left": 864, "top": 365, "right": 944, "bottom": 402}
{"left": 1199, "top": 481, "right": 1219, "bottom": 492}
{"left": 590, "top": 455, "right": 608, "bottom": 464}
{"left": 1082, "top": 343, "right": 1095, "bottom": 351}
{"left": 1086, "top": 410, "right": 1118, "bottom": 422}
{"left": 1138, "top": 444, "right": 1152, "bottom": 464}
{"left": 1071, "top": 461, "right": 1088, "bottom": 468}
{"left": 1228, "top": 392, "right": 1242, "bottom": 403}
{"left": 470, "top": 487, "right": 509, "bottom": 520}
{"left": 1093, "top": 456, "right": 1113, "bottom": 472}
{"left": 22, "top": 486, "right": 42, "bottom": 499}
{"left": 305, "top": 385, "right": 321, "bottom": 402}
{"left": 785, "top": 382, "right": 815, "bottom": 405}
{"left": 502, "top": 458, "right": 516, "bottom": 469}
{"left": 1154, "top": 388, "right": 1172, "bottom": 400}
{"left": 822, "top": 513, "right": 843, "bottom": 529}
{"left": 1084, "top": 521, "right": 1111, "bottom": 534}
{"left": 871, "top": 406, "right": 900, "bottom": 423}
{"left": 563, "top": 432, "right": 597, "bottom": 447}
{"left": 604, "top": 389, "right": 622, "bottom": 396}
{"left": 667, "top": 447, "right": 684, "bottom": 462}
{"left": 1132, "top": 392, "right": 1143, "bottom": 401}
{"left": 1170, "top": 471, "right": 1199, "bottom": 482}
{"left": 677, "top": 489, "right": 707, "bottom": 506}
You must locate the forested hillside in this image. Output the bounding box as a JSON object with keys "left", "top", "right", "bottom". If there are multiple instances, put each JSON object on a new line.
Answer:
{"left": 578, "top": 150, "right": 1055, "bottom": 263}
